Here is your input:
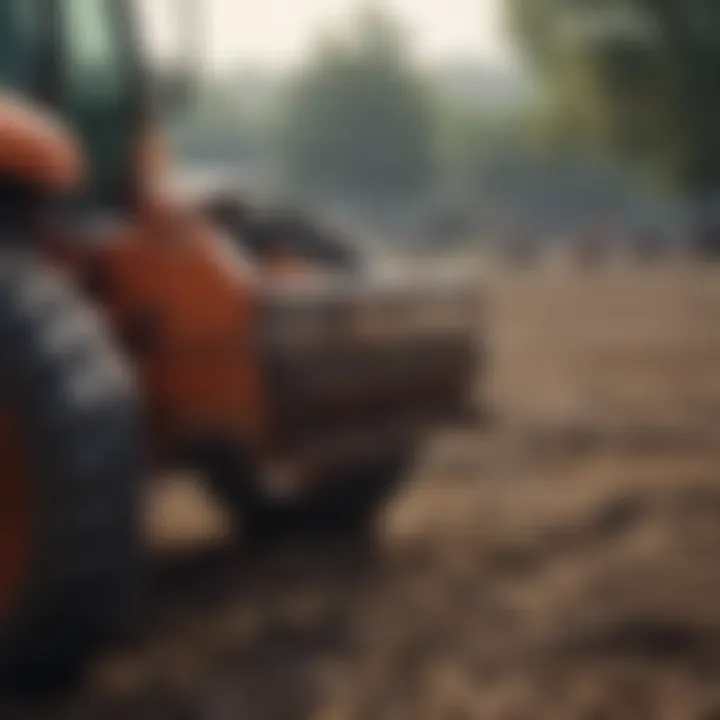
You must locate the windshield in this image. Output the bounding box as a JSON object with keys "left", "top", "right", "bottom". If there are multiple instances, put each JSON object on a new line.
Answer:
{"left": 0, "top": 0, "right": 42, "bottom": 95}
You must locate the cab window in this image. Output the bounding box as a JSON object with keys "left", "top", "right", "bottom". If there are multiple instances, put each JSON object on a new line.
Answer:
{"left": 59, "top": 0, "right": 139, "bottom": 212}
{"left": 0, "top": 0, "right": 42, "bottom": 95}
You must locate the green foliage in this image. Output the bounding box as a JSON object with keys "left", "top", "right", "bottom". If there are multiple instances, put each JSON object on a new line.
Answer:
{"left": 509, "top": 0, "right": 720, "bottom": 197}
{"left": 279, "top": 7, "right": 437, "bottom": 205}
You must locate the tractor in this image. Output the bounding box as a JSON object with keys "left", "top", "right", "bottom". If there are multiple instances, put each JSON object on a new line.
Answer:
{"left": 0, "top": 0, "right": 481, "bottom": 692}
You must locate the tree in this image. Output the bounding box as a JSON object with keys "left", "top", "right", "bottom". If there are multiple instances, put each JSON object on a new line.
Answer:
{"left": 508, "top": 0, "right": 720, "bottom": 202}
{"left": 280, "top": 6, "right": 436, "bottom": 207}
{"left": 173, "top": 74, "right": 275, "bottom": 169}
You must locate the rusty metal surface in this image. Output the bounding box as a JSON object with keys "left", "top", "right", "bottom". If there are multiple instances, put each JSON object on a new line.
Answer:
{"left": 256, "top": 269, "right": 482, "bottom": 468}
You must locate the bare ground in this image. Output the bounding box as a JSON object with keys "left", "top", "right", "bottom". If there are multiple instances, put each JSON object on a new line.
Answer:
{"left": 8, "top": 263, "right": 720, "bottom": 719}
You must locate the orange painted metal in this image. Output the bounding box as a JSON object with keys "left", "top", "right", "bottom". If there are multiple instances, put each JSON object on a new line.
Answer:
{"left": 0, "top": 410, "right": 32, "bottom": 624}
{"left": 0, "top": 93, "right": 83, "bottom": 191}
{"left": 50, "top": 142, "right": 269, "bottom": 458}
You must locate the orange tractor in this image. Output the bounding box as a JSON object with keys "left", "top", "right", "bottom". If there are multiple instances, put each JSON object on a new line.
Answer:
{"left": 0, "top": 0, "right": 481, "bottom": 692}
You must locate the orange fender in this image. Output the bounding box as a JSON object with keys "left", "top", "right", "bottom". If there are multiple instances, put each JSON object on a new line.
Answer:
{"left": 0, "top": 93, "right": 82, "bottom": 191}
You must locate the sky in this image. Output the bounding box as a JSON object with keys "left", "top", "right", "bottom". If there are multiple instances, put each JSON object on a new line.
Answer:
{"left": 141, "top": 0, "right": 515, "bottom": 71}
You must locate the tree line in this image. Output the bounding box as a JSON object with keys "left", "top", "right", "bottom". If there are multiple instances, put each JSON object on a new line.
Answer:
{"left": 174, "top": 3, "right": 699, "bottom": 243}
{"left": 509, "top": 0, "right": 720, "bottom": 254}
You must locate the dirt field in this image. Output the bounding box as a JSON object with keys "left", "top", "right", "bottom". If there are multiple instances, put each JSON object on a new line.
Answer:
{"left": 9, "top": 263, "right": 720, "bottom": 719}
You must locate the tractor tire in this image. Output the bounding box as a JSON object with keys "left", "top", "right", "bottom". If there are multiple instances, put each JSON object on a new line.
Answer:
{"left": 201, "top": 446, "right": 412, "bottom": 544}
{"left": 0, "top": 253, "right": 143, "bottom": 695}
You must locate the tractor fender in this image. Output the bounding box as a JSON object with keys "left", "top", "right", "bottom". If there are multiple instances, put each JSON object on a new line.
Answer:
{"left": 0, "top": 93, "right": 82, "bottom": 192}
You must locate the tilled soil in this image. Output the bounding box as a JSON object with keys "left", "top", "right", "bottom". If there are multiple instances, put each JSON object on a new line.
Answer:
{"left": 7, "top": 264, "right": 720, "bottom": 720}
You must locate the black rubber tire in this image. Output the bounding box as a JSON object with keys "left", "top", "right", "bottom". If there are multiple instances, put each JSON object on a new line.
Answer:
{"left": 0, "top": 253, "right": 144, "bottom": 695}
{"left": 201, "top": 446, "right": 412, "bottom": 544}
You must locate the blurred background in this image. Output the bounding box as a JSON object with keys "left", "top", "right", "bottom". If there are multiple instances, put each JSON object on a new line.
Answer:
{"left": 138, "top": 0, "right": 719, "bottom": 258}
{"left": 17, "top": 1, "right": 720, "bottom": 718}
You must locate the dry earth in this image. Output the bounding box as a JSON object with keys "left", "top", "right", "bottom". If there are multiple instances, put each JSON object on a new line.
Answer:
{"left": 8, "top": 263, "right": 720, "bottom": 720}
